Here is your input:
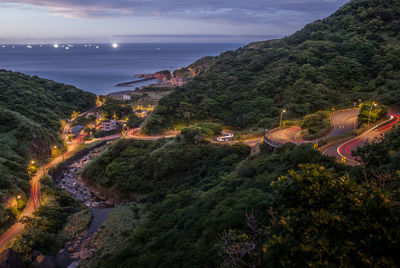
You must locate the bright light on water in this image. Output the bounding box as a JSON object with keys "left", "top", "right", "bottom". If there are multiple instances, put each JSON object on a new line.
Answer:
{"left": 54, "top": 44, "right": 59, "bottom": 48}
{"left": 0, "top": 43, "right": 242, "bottom": 95}
{"left": 112, "top": 43, "right": 118, "bottom": 48}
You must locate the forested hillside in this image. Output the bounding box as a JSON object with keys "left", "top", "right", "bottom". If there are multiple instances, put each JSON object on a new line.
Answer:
{"left": 75, "top": 1, "right": 400, "bottom": 266}
{"left": 0, "top": 70, "right": 96, "bottom": 229}
{"left": 80, "top": 127, "right": 400, "bottom": 267}
{"left": 143, "top": 0, "right": 400, "bottom": 134}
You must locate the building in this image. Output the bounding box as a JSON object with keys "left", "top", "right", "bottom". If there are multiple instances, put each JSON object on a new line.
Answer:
{"left": 101, "top": 120, "right": 117, "bottom": 131}
{"left": 70, "top": 125, "right": 84, "bottom": 137}
{"left": 122, "top": 94, "right": 131, "bottom": 100}
{"left": 170, "top": 77, "right": 186, "bottom": 86}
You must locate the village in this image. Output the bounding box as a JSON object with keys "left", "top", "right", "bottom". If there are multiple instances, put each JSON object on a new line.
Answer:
{"left": 68, "top": 98, "right": 155, "bottom": 141}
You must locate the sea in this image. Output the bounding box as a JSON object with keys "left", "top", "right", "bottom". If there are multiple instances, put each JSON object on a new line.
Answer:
{"left": 0, "top": 43, "right": 242, "bottom": 95}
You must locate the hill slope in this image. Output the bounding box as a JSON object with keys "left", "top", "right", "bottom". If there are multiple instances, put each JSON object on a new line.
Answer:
{"left": 143, "top": 0, "right": 400, "bottom": 134}
{"left": 0, "top": 70, "right": 96, "bottom": 229}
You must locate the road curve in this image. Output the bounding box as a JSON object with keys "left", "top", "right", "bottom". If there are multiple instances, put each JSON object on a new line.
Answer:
{"left": 0, "top": 106, "right": 103, "bottom": 251}
{"left": 125, "top": 128, "right": 178, "bottom": 140}
{"left": 324, "top": 113, "right": 400, "bottom": 165}
{"left": 0, "top": 140, "right": 80, "bottom": 250}
{"left": 267, "top": 109, "right": 359, "bottom": 145}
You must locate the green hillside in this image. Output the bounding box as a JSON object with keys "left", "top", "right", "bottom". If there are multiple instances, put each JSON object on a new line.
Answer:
{"left": 143, "top": 0, "right": 400, "bottom": 134}
{"left": 80, "top": 129, "right": 400, "bottom": 267}
{"left": 0, "top": 70, "right": 96, "bottom": 229}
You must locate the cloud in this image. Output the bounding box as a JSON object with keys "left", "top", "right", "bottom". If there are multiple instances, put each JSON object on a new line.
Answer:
{"left": 1, "top": 0, "right": 349, "bottom": 24}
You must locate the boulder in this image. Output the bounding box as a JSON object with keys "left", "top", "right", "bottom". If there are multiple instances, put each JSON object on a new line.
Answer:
{"left": 105, "top": 199, "right": 114, "bottom": 206}
{"left": 79, "top": 249, "right": 92, "bottom": 260}
{"left": 32, "top": 255, "right": 57, "bottom": 268}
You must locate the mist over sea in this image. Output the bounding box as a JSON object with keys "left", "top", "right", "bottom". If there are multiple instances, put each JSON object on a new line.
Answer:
{"left": 0, "top": 43, "right": 242, "bottom": 95}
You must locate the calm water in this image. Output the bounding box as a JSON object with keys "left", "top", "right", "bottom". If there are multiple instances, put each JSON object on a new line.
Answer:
{"left": 0, "top": 43, "right": 242, "bottom": 95}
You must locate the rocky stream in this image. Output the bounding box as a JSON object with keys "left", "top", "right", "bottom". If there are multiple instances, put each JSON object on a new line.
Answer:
{"left": 54, "top": 146, "right": 112, "bottom": 268}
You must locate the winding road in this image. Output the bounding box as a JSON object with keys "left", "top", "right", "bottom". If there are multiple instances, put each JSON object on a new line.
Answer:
{"left": 0, "top": 106, "right": 103, "bottom": 251}
{"left": 2, "top": 108, "right": 397, "bottom": 250}
{"left": 266, "top": 109, "right": 400, "bottom": 165}
{"left": 125, "top": 128, "right": 178, "bottom": 140}
{"left": 267, "top": 109, "right": 359, "bottom": 145}
{"left": 0, "top": 139, "right": 80, "bottom": 250}
{"left": 324, "top": 113, "right": 400, "bottom": 165}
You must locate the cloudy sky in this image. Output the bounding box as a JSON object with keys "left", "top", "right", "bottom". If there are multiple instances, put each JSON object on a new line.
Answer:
{"left": 0, "top": 0, "right": 349, "bottom": 43}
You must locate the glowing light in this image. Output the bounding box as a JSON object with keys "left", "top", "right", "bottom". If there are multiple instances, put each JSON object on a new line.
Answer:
{"left": 112, "top": 43, "right": 118, "bottom": 48}
{"left": 54, "top": 44, "right": 59, "bottom": 48}
{"left": 65, "top": 46, "right": 70, "bottom": 50}
{"left": 17, "top": 195, "right": 21, "bottom": 199}
{"left": 31, "top": 160, "right": 35, "bottom": 164}
{"left": 96, "top": 45, "right": 99, "bottom": 49}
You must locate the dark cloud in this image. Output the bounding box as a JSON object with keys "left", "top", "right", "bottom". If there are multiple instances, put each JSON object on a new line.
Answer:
{"left": 2, "top": 0, "right": 349, "bottom": 24}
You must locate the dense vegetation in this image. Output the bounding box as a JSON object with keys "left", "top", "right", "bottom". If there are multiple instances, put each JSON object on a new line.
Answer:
{"left": 80, "top": 124, "right": 400, "bottom": 267}
{"left": 9, "top": 177, "right": 91, "bottom": 261}
{"left": 81, "top": 137, "right": 250, "bottom": 202}
{"left": 300, "top": 110, "right": 331, "bottom": 140}
{"left": 173, "top": 56, "right": 215, "bottom": 78}
{"left": 142, "top": 0, "right": 400, "bottom": 134}
{"left": 358, "top": 102, "right": 388, "bottom": 125}
{"left": 77, "top": 2, "right": 400, "bottom": 263}
{"left": 0, "top": 70, "right": 96, "bottom": 230}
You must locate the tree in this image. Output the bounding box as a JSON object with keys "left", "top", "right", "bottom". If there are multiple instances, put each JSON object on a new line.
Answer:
{"left": 228, "top": 164, "right": 400, "bottom": 267}
{"left": 179, "top": 127, "right": 206, "bottom": 145}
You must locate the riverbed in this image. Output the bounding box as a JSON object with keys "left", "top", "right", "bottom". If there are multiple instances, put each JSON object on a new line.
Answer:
{"left": 54, "top": 145, "right": 113, "bottom": 268}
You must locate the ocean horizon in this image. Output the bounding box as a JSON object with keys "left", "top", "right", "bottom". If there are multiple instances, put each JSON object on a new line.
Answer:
{"left": 0, "top": 43, "right": 243, "bottom": 95}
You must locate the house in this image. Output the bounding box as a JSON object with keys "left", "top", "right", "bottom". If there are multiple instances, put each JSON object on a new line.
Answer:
{"left": 170, "top": 76, "right": 186, "bottom": 86}
{"left": 122, "top": 94, "right": 131, "bottom": 100}
{"left": 101, "top": 120, "right": 117, "bottom": 131}
{"left": 70, "top": 125, "right": 84, "bottom": 137}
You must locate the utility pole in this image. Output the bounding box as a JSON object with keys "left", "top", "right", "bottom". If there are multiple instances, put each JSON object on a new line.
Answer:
{"left": 368, "top": 102, "right": 377, "bottom": 128}
{"left": 280, "top": 109, "right": 286, "bottom": 128}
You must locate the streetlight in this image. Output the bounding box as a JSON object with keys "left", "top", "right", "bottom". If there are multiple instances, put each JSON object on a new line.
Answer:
{"left": 280, "top": 109, "right": 286, "bottom": 128}
{"left": 367, "top": 102, "right": 377, "bottom": 128}
{"left": 31, "top": 160, "right": 35, "bottom": 164}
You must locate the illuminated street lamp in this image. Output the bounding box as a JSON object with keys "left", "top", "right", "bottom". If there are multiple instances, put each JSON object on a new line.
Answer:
{"left": 368, "top": 102, "right": 377, "bottom": 128}
{"left": 31, "top": 160, "right": 35, "bottom": 164}
{"left": 280, "top": 109, "right": 286, "bottom": 128}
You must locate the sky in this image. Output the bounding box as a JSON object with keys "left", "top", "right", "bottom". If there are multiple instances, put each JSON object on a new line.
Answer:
{"left": 0, "top": 0, "right": 349, "bottom": 43}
